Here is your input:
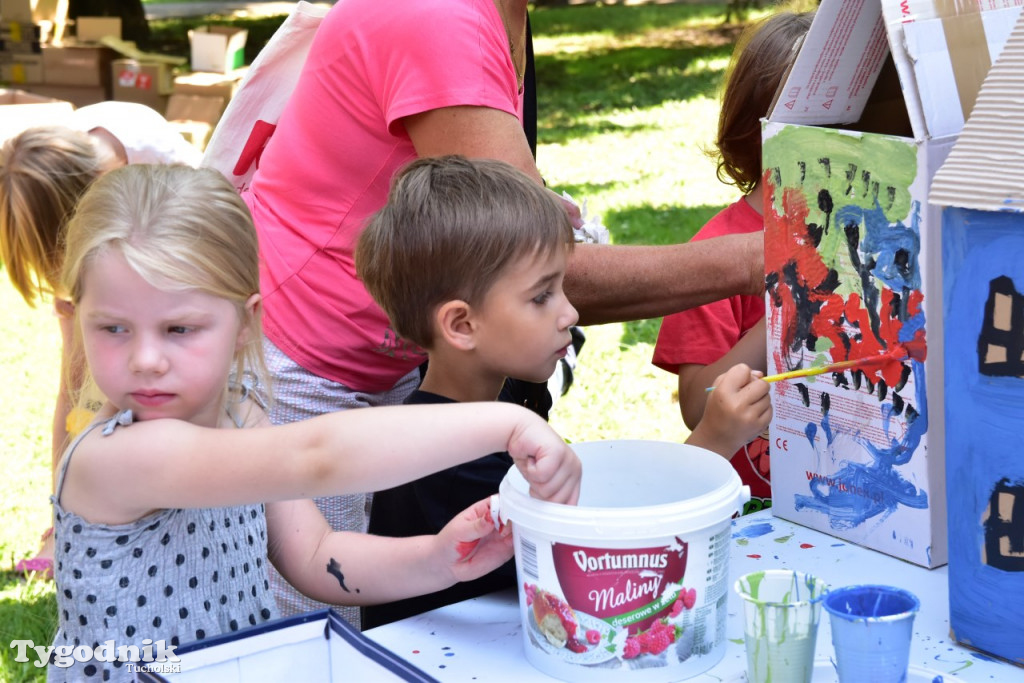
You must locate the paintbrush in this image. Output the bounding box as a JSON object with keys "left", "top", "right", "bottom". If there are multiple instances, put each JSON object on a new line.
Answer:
{"left": 759, "top": 357, "right": 878, "bottom": 384}
{"left": 705, "top": 346, "right": 915, "bottom": 391}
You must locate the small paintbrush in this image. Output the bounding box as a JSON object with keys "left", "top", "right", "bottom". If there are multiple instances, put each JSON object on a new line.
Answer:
{"left": 705, "top": 350, "right": 909, "bottom": 392}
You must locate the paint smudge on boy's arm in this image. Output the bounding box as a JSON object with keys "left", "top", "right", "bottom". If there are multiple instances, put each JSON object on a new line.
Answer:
{"left": 455, "top": 540, "right": 479, "bottom": 560}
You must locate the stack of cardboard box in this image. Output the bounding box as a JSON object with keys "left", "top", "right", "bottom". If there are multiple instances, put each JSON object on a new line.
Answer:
{"left": 164, "top": 25, "right": 249, "bottom": 152}
{"left": 107, "top": 33, "right": 185, "bottom": 116}
{"left": 764, "top": 0, "right": 1024, "bottom": 570}
{"left": 0, "top": 0, "right": 65, "bottom": 92}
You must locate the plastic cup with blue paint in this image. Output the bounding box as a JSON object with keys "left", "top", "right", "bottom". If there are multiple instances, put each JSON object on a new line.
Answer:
{"left": 823, "top": 584, "right": 920, "bottom": 682}
{"left": 734, "top": 569, "right": 828, "bottom": 683}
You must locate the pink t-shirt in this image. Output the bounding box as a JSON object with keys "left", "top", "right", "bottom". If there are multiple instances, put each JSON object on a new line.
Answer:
{"left": 653, "top": 198, "right": 771, "bottom": 511}
{"left": 244, "top": 0, "right": 524, "bottom": 392}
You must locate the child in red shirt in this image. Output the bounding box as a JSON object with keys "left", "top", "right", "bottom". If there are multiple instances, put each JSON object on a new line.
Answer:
{"left": 653, "top": 9, "right": 815, "bottom": 515}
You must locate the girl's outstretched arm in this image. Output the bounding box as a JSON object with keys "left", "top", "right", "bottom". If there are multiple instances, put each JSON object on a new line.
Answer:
{"left": 266, "top": 497, "right": 513, "bottom": 606}
{"left": 60, "top": 402, "right": 580, "bottom": 525}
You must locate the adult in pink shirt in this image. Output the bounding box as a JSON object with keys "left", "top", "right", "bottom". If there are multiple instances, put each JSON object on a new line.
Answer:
{"left": 243, "top": 0, "right": 764, "bottom": 624}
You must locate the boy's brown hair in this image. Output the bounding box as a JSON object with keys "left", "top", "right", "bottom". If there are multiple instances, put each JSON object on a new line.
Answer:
{"left": 356, "top": 155, "right": 574, "bottom": 349}
{"left": 0, "top": 126, "right": 103, "bottom": 306}
{"left": 714, "top": 9, "right": 815, "bottom": 193}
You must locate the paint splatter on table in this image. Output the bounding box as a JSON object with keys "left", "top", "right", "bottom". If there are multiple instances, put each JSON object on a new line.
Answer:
{"left": 364, "top": 510, "right": 1010, "bottom": 681}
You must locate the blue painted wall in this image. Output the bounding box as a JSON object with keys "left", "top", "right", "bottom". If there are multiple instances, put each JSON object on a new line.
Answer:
{"left": 942, "top": 206, "right": 1024, "bottom": 663}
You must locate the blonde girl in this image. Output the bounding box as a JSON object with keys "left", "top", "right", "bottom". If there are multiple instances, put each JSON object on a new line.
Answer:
{"left": 49, "top": 164, "right": 580, "bottom": 682}
{"left": 2, "top": 108, "right": 200, "bottom": 577}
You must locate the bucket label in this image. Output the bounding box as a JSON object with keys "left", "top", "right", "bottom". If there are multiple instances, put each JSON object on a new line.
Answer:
{"left": 517, "top": 526, "right": 731, "bottom": 676}
{"left": 551, "top": 540, "right": 688, "bottom": 632}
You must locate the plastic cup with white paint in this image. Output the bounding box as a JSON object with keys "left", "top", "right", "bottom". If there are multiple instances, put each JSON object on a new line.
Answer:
{"left": 734, "top": 569, "right": 828, "bottom": 683}
{"left": 823, "top": 584, "right": 919, "bottom": 682}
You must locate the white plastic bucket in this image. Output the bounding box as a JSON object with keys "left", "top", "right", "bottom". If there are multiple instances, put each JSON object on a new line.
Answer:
{"left": 497, "top": 440, "right": 749, "bottom": 683}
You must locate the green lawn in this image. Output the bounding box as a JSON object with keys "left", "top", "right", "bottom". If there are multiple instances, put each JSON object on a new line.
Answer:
{"left": 0, "top": 3, "right": 761, "bottom": 680}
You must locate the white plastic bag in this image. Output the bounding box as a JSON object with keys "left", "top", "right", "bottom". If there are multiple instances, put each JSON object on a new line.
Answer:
{"left": 201, "top": 1, "right": 329, "bottom": 192}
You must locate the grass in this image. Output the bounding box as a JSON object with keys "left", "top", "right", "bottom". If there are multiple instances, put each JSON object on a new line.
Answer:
{"left": 0, "top": 3, "right": 758, "bottom": 679}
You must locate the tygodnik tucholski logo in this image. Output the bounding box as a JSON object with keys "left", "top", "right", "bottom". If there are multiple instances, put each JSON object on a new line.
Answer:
{"left": 10, "top": 638, "right": 181, "bottom": 673}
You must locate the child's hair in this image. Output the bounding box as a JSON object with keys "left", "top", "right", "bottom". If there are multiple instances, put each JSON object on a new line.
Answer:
{"left": 0, "top": 125, "right": 104, "bottom": 306}
{"left": 60, "top": 164, "right": 269, "bottom": 403}
{"left": 356, "top": 155, "right": 575, "bottom": 349}
{"left": 714, "top": 9, "right": 815, "bottom": 192}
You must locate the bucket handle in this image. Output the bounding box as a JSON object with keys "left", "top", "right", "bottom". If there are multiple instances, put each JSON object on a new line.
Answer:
{"left": 490, "top": 494, "right": 502, "bottom": 531}
{"left": 739, "top": 484, "right": 751, "bottom": 510}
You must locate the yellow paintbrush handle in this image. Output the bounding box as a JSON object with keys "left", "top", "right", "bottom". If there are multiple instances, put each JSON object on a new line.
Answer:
{"left": 761, "top": 358, "right": 866, "bottom": 383}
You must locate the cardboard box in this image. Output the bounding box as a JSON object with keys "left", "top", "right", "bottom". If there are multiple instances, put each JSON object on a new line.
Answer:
{"left": 1, "top": 0, "right": 65, "bottom": 41}
{"left": 112, "top": 58, "right": 173, "bottom": 113}
{"left": 0, "top": 38, "right": 41, "bottom": 54}
{"left": 879, "top": 0, "right": 1024, "bottom": 147}
{"left": 899, "top": 4, "right": 1022, "bottom": 140}
{"left": 75, "top": 16, "right": 120, "bottom": 43}
{"left": 0, "top": 87, "right": 72, "bottom": 140}
{"left": 0, "top": 51, "right": 42, "bottom": 83}
{"left": 0, "top": 0, "right": 64, "bottom": 24}
{"left": 41, "top": 42, "right": 114, "bottom": 87}
{"left": 172, "top": 67, "right": 247, "bottom": 102}
{"left": 138, "top": 609, "right": 436, "bottom": 682}
{"left": 25, "top": 82, "right": 104, "bottom": 107}
{"left": 763, "top": 0, "right": 966, "bottom": 568}
{"left": 0, "top": 20, "right": 51, "bottom": 42}
{"left": 188, "top": 25, "right": 246, "bottom": 74}
{"left": 165, "top": 92, "right": 226, "bottom": 152}
{"left": 929, "top": 9, "right": 1024, "bottom": 665}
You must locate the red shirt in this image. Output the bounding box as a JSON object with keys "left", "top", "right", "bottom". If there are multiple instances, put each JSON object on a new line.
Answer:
{"left": 653, "top": 198, "right": 770, "bottom": 513}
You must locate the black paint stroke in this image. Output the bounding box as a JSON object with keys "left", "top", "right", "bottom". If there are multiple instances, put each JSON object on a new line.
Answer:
{"left": 984, "top": 479, "right": 1024, "bottom": 572}
{"left": 326, "top": 557, "right": 359, "bottom": 594}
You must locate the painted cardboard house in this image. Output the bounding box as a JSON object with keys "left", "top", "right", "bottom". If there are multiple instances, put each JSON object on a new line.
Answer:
{"left": 762, "top": 0, "right": 1023, "bottom": 568}
{"left": 929, "top": 10, "right": 1024, "bottom": 666}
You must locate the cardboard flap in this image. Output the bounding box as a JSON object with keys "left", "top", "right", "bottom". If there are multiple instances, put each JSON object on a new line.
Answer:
{"left": 930, "top": 10, "right": 1024, "bottom": 212}
{"left": 880, "top": 0, "right": 1024, "bottom": 140}
{"left": 99, "top": 35, "right": 186, "bottom": 65}
{"left": 903, "top": 5, "right": 1022, "bottom": 139}
{"left": 768, "top": 0, "right": 889, "bottom": 127}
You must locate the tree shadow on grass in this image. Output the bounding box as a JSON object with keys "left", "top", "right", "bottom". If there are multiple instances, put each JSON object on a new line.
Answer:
{"left": 534, "top": 4, "right": 739, "bottom": 40}
{"left": 537, "top": 42, "right": 733, "bottom": 144}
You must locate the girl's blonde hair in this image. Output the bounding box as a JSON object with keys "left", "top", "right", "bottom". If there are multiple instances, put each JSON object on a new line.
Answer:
{"left": 60, "top": 164, "right": 269, "bottom": 405}
{"left": 0, "top": 125, "right": 103, "bottom": 306}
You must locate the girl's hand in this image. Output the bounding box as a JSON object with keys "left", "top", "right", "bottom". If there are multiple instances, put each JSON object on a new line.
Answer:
{"left": 689, "top": 363, "right": 771, "bottom": 458}
{"left": 507, "top": 415, "right": 581, "bottom": 505}
{"left": 436, "top": 497, "right": 514, "bottom": 584}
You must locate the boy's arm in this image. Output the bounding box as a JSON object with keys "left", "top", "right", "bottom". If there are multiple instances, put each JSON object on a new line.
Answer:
{"left": 677, "top": 318, "right": 768, "bottom": 429}
{"left": 686, "top": 363, "right": 771, "bottom": 458}
{"left": 267, "top": 497, "right": 512, "bottom": 606}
